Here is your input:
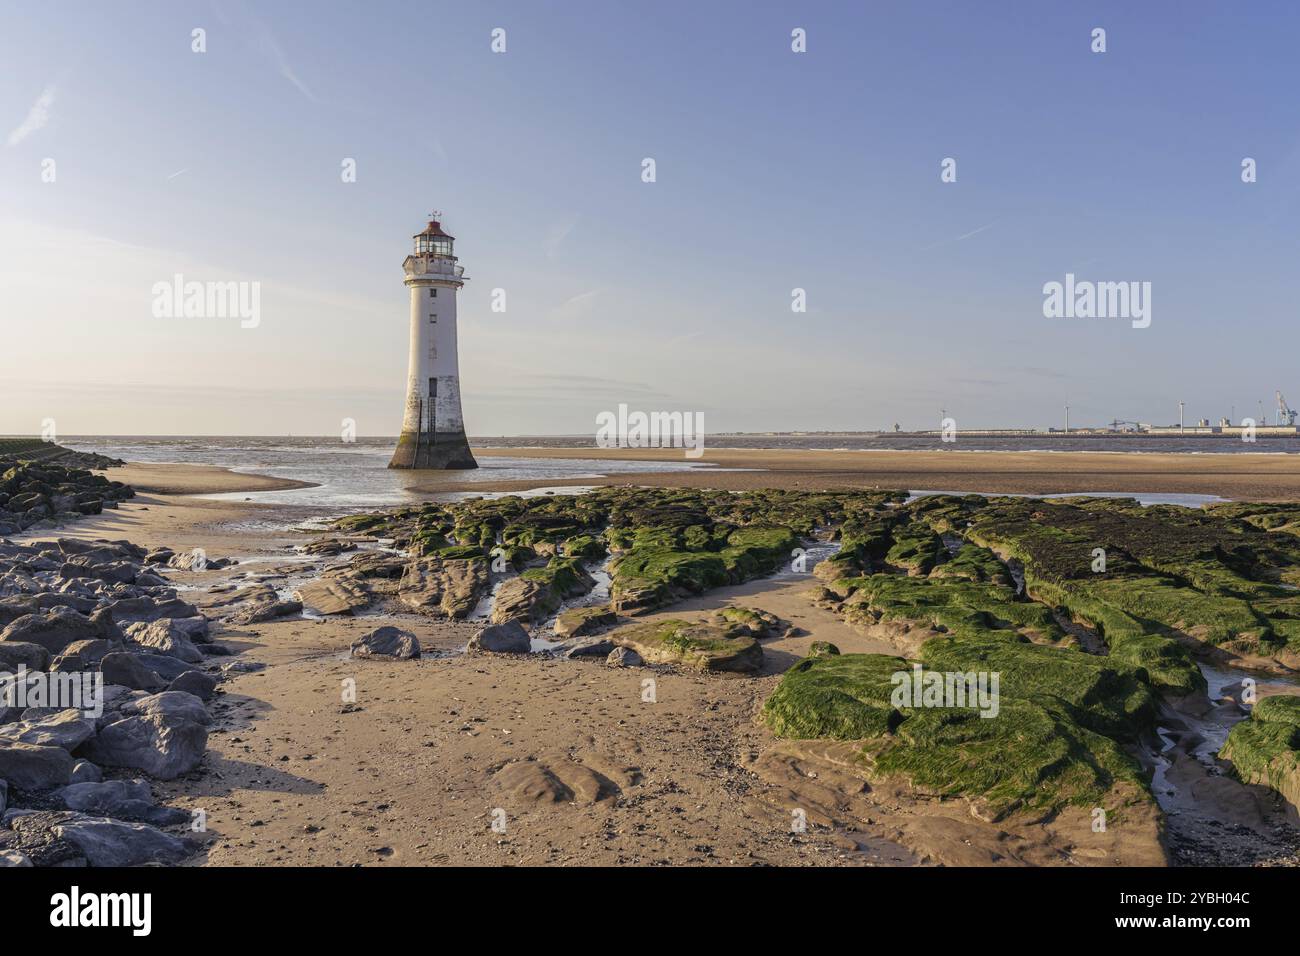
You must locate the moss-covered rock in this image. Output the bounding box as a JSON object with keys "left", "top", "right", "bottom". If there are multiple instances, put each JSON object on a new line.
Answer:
{"left": 763, "top": 649, "right": 1152, "bottom": 819}
{"left": 554, "top": 604, "right": 617, "bottom": 639}
{"left": 611, "top": 619, "right": 763, "bottom": 672}
{"left": 712, "top": 605, "right": 782, "bottom": 638}
{"left": 1220, "top": 695, "right": 1300, "bottom": 812}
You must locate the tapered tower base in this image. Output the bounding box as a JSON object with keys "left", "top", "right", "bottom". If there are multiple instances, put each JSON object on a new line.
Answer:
{"left": 388, "top": 430, "right": 478, "bottom": 470}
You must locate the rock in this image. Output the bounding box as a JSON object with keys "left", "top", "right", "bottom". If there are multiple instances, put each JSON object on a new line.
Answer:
{"left": 100, "top": 596, "right": 199, "bottom": 625}
{"left": 1221, "top": 695, "right": 1300, "bottom": 813}
{"left": 560, "top": 635, "right": 618, "bottom": 658}
{"left": 350, "top": 626, "right": 420, "bottom": 660}
{"left": 50, "top": 639, "right": 114, "bottom": 672}
{"left": 0, "top": 641, "right": 50, "bottom": 672}
{"left": 492, "top": 558, "right": 595, "bottom": 625}
{"left": 808, "top": 641, "right": 841, "bottom": 658}
{"left": 0, "top": 779, "right": 6, "bottom": 812}
{"left": 122, "top": 619, "right": 203, "bottom": 663}
{"left": 606, "top": 647, "right": 643, "bottom": 668}
{"left": 398, "top": 555, "right": 490, "bottom": 619}
{"left": 0, "top": 850, "right": 31, "bottom": 867}
{"left": 131, "top": 653, "right": 199, "bottom": 681}
{"left": 711, "top": 605, "right": 783, "bottom": 638}
{"left": 57, "top": 779, "right": 188, "bottom": 826}
{"left": 554, "top": 604, "right": 617, "bottom": 639}
{"left": 490, "top": 577, "right": 558, "bottom": 625}
{"left": 169, "top": 616, "right": 211, "bottom": 643}
{"left": 0, "top": 607, "right": 100, "bottom": 655}
{"left": 611, "top": 619, "right": 764, "bottom": 673}
{"left": 0, "top": 709, "right": 96, "bottom": 751}
{"left": 119, "top": 691, "right": 211, "bottom": 726}
{"left": 166, "top": 670, "right": 218, "bottom": 701}
{"left": 294, "top": 574, "right": 371, "bottom": 616}
{"left": 466, "top": 620, "right": 531, "bottom": 654}
{"left": 298, "top": 537, "right": 356, "bottom": 557}
{"left": 222, "top": 660, "right": 265, "bottom": 675}
{"left": 98, "top": 652, "right": 166, "bottom": 692}
{"left": 0, "top": 742, "right": 74, "bottom": 788}
{"left": 69, "top": 759, "right": 102, "bottom": 784}
{"left": 39, "top": 812, "right": 199, "bottom": 866}
{"left": 84, "top": 695, "right": 208, "bottom": 780}
{"left": 226, "top": 599, "right": 302, "bottom": 626}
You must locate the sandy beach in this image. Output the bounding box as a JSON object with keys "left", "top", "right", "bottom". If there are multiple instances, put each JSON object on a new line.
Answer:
{"left": 23, "top": 449, "right": 1300, "bottom": 868}
{"left": 395, "top": 446, "right": 1300, "bottom": 501}
{"left": 35, "top": 481, "right": 1168, "bottom": 866}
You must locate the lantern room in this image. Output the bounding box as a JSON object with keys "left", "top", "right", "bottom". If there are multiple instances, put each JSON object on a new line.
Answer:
{"left": 414, "top": 219, "right": 455, "bottom": 258}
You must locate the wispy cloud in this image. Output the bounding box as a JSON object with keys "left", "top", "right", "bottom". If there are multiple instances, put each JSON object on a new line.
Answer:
{"left": 247, "top": 16, "right": 316, "bottom": 100}
{"left": 543, "top": 215, "right": 579, "bottom": 258}
{"left": 919, "top": 220, "right": 997, "bottom": 252}
{"left": 166, "top": 168, "right": 188, "bottom": 181}
{"left": 6, "top": 85, "right": 55, "bottom": 147}
{"left": 548, "top": 289, "right": 600, "bottom": 320}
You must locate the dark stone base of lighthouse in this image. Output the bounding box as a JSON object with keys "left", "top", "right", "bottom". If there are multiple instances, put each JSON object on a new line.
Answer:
{"left": 388, "top": 430, "right": 478, "bottom": 470}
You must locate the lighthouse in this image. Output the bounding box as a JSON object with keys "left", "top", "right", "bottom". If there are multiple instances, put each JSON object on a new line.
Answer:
{"left": 389, "top": 216, "right": 478, "bottom": 470}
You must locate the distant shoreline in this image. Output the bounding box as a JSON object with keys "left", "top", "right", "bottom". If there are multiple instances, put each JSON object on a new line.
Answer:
{"left": 70, "top": 442, "right": 1300, "bottom": 503}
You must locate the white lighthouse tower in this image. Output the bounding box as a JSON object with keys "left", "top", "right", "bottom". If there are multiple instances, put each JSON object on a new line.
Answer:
{"left": 389, "top": 216, "right": 477, "bottom": 469}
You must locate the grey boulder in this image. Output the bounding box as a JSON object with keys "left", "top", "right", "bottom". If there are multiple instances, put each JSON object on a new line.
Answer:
{"left": 0, "top": 641, "right": 50, "bottom": 672}
{"left": 0, "top": 607, "right": 100, "bottom": 655}
{"left": 84, "top": 692, "right": 208, "bottom": 780}
{"left": 98, "top": 652, "right": 166, "bottom": 692}
{"left": 0, "top": 742, "right": 74, "bottom": 789}
{"left": 606, "top": 647, "right": 644, "bottom": 668}
{"left": 350, "top": 626, "right": 421, "bottom": 660}
{"left": 166, "top": 670, "right": 218, "bottom": 701}
{"left": 57, "top": 779, "right": 189, "bottom": 826}
{"left": 466, "top": 620, "right": 531, "bottom": 654}
{"left": 34, "top": 812, "right": 199, "bottom": 866}
{"left": 0, "top": 709, "right": 96, "bottom": 751}
{"left": 123, "top": 619, "right": 203, "bottom": 663}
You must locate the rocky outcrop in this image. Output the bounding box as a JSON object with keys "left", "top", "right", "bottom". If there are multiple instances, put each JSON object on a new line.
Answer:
{"left": 554, "top": 604, "right": 617, "bottom": 639}
{"left": 398, "top": 555, "right": 489, "bottom": 619}
{"left": 1220, "top": 695, "right": 1300, "bottom": 813}
{"left": 0, "top": 535, "right": 220, "bottom": 867}
{"left": 294, "top": 573, "right": 371, "bottom": 616}
{"left": 0, "top": 456, "right": 132, "bottom": 535}
{"left": 610, "top": 619, "right": 763, "bottom": 673}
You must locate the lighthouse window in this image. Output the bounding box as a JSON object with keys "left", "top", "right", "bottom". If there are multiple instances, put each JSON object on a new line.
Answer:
{"left": 429, "top": 289, "right": 437, "bottom": 297}
{"left": 429, "top": 313, "right": 437, "bottom": 324}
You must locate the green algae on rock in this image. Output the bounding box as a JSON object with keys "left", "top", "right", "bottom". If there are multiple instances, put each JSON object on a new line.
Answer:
{"left": 1219, "top": 695, "right": 1300, "bottom": 812}
{"left": 611, "top": 618, "right": 763, "bottom": 672}
{"left": 762, "top": 650, "right": 1153, "bottom": 819}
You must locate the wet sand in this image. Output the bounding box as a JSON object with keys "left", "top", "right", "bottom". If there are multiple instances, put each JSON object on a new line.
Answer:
{"left": 415, "top": 446, "right": 1300, "bottom": 501}
{"left": 104, "top": 462, "right": 316, "bottom": 497}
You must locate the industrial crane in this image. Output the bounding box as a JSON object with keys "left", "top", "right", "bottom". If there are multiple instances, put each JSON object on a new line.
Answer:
{"left": 1278, "top": 391, "right": 1298, "bottom": 427}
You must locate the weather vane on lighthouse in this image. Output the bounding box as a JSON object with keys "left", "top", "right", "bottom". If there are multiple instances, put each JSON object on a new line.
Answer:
{"left": 388, "top": 213, "right": 477, "bottom": 470}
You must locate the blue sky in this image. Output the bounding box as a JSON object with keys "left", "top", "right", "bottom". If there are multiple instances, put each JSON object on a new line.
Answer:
{"left": 2, "top": 0, "right": 1299, "bottom": 436}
